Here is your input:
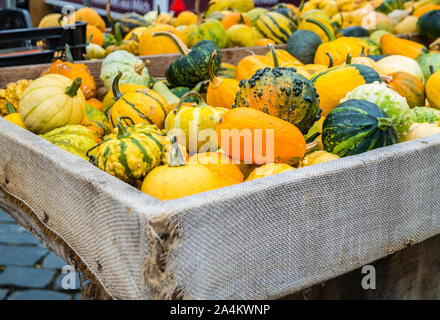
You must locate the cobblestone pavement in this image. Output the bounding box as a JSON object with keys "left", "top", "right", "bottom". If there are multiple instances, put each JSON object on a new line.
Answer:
{"left": 0, "top": 208, "right": 82, "bottom": 300}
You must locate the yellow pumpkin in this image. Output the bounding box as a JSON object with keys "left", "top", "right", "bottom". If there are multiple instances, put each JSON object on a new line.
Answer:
{"left": 124, "top": 26, "right": 150, "bottom": 41}
{"left": 226, "top": 24, "right": 259, "bottom": 47}
{"left": 395, "top": 15, "right": 419, "bottom": 34}
{"left": 19, "top": 74, "right": 86, "bottom": 134}
{"left": 109, "top": 72, "right": 168, "bottom": 129}
{"left": 173, "top": 11, "right": 198, "bottom": 27}
{"left": 3, "top": 102, "right": 27, "bottom": 129}
{"left": 426, "top": 69, "right": 440, "bottom": 109}
{"left": 300, "top": 151, "right": 339, "bottom": 167}
{"left": 266, "top": 49, "right": 304, "bottom": 67}
{"left": 246, "top": 163, "right": 295, "bottom": 181}
{"left": 141, "top": 137, "right": 229, "bottom": 200}
{"left": 102, "top": 83, "right": 148, "bottom": 114}
{"left": 298, "top": 17, "right": 335, "bottom": 42}
{"left": 138, "top": 24, "right": 186, "bottom": 55}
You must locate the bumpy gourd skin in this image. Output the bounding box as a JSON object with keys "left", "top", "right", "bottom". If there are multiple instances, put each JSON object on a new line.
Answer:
{"left": 234, "top": 66, "right": 320, "bottom": 135}
{"left": 95, "top": 124, "right": 165, "bottom": 184}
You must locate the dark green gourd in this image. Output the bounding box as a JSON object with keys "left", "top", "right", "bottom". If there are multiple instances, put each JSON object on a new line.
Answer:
{"left": 322, "top": 99, "right": 398, "bottom": 157}
{"left": 286, "top": 30, "right": 322, "bottom": 64}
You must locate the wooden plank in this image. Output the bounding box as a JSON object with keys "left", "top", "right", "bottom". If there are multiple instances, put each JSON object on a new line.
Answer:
{"left": 0, "top": 45, "right": 285, "bottom": 89}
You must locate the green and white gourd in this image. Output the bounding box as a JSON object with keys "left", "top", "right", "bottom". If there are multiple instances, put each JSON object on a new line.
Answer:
{"left": 341, "top": 81, "right": 412, "bottom": 141}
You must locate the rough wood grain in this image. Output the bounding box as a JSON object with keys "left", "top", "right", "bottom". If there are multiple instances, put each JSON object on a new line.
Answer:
{"left": 0, "top": 45, "right": 286, "bottom": 89}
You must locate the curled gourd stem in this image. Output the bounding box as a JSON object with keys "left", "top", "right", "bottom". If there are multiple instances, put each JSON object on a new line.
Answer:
{"left": 112, "top": 71, "right": 123, "bottom": 102}
{"left": 377, "top": 117, "right": 393, "bottom": 131}
{"left": 106, "top": 0, "right": 114, "bottom": 24}
{"left": 116, "top": 116, "right": 131, "bottom": 139}
{"left": 326, "top": 52, "right": 333, "bottom": 68}
{"left": 193, "top": 80, "right": 208, "bottom": 92}
{"left": 207, "top": 51, "right": 221, "bottom": 87}
{"left": 152, "top": 31, "right": 191, "bottom": 55}
{"left": 346, "top": 53, "right": 352, "bottom": 65}
{"left": 134, "top": 60, "right": 150, "bottom": 75}
{"left": 168, "top": 135, "right": 187, "bottom": 167}
{"left": 86, "top": 141, "right": 104, "bottom": 165}
{"left": 65, "top": 78, "right": 82, "bottom": 97}
{"left": 173, "top": 90, "right": 208, "bottom": 114}
{"left": 64, "top": 44, "right": 74, "bottom": 63}
{"left": 305, "top": 141, "right": 319, "bottom": 152}
{"left": 305, "top": 18, "right": 336, "bottom": 42}
{"left": 380, "top": 74, "right": 393, "bottom": 83}
{"left": 268, "top": 43, "right": 279, "bottom": 68}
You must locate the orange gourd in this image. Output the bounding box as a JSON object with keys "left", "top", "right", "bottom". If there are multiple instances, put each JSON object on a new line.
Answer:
{"left": 413, "top": 4, "right": 440, "bottom": 17}
{"left": 257, "top": 38, "right": 275, "bottom": 46}
{"left": 216, "top": 107, "right": 306, "bottom": 166}
{"left": 380, "top": 33, "right": 428, "bottom": 60}
{"left": 266, "top": 49, "right": 304, "bottom": 67}
{"left": 236, "top": 54, "right": 272, "bottom": 81}
{"left": 206, "top": 51, "right": 239, "bottom": 109}
{"left": 65, "top": 7, "right": 106, "bottom": 32}
{"left": 86, "top": 25, "right": 105, "bottom": 46}
{"left": 221, "top": 12, "right": 252, "bottom": 29}
{"left": 42, "top": 45, "right": 97, "bottom": 99}
{"left": 382, "top": 72, "right": 426, "bottom": 108}
{"left": 86, "top": 98, "right": 103, "bottom": 112}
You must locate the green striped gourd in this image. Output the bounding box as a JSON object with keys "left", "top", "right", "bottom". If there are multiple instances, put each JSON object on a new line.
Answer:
{"left": 411, "top": 107, "right": 440, "bottom": 124}
{"left": 322, "top": 100, "right": 398, "bottom": 157}
{"left": 92, "top": 117, "right": 165, "bottom": 184}
{"left": 255, "top": 12, "right": 297, "bottom": 44}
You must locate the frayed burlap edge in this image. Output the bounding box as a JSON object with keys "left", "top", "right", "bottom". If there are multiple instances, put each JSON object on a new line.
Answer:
{"left": 0, "top": 186, "right": 112, "bottom": 300}
{"left": 143, "top": 214, "right": 185, "bottom": 300}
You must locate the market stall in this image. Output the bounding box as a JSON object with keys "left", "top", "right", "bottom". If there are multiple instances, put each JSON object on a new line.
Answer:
{"left": 1, "top": 0, "right": 440, "bottom": 299}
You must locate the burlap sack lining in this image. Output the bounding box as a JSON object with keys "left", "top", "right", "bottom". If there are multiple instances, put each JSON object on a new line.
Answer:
{"left": 0, "top": 186, "right": 111, "bottom": 300}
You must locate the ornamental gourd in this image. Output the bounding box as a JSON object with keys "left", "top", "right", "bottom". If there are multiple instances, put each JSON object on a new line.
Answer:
{"left": 246, "top": 163, "right": 295, "bottom": 181}
{"left": 138, "top": 24, "right": 186, "bottom": 56}
{"left": 206, "top": 0, "right": 255, "bottom": 14}
{"left": 217, "top": 107, "right": 307, "bottom": 166}
{"left": 235, "top": 54, "right": 272, "bottom": 81}
{"left": 109, "top": 72, "right": 168, "bottom": 129}
{"left": 100, "top": 50, "right": 153, "bottom": 90}
{"left": 3, "top": 102, "right": 26, "bottom": 129}
{"left": 286, "top": 30, "right": 322, "bottom": 64}
{"left": 141, "top": 137, "right": 228, "bottom": 200}
{"left": 306, "top": 18, "right": 369, "bottom": 66}
{"left": 416, "top": 53, "right": 440, "bottom": 82}
{"left": 300, "top": 151, "right": 340, "bottom": 167}
{"left": 234, "top": 44, "right": 320, "bottom": 135}
{"left": 380, "top": 33, "right": 428, "bottom": 60}
{"left": 255, "top": 12, "right": 297, "bottom": 44}
{"left": 221, "top": 12, "right": 252, "bottom": 29}
{"left": 426, "top": 69, "right": 440, "bottom": 109}
{"left": 417, "top": 10, "right": 440, "bottom": 39}
{"left": 42, "top": 125, "right": 101, "bottom": 160}
{"left": 19, "top": 75, "right": 86, "bottom": 134}
{"left": 106, "top": 0, "right": 148, "bottom": 38}
{"left": 298, "top": 17, "right": 334, "bottom": 42}
{"left": 376, "top": 55, "right": 424, "bottom": 82}
{"left": 153, "top": 31, "right": 222, "bottom": 88}
{"left": 64, "top": 7, "right": 106, "bottom": 32}
{"left": 405, "top": 123, "right": 440, "bottom": 141}
{"left": 165, "top": 91, "right": 227, "bottom": 153}
{"left": 186, "top": 18, "right": 228, "bottom": 49}
{"left": 91, "top": 117, "right": 165, "bottom": 185}
{"left": 311, "top": 63, "right": 381, "bottom": 116}
{"left": 102, "top": 83, "right": 148, "bottom": 114}
{"left": 42, "top": 45, "right": 97, "bottom": 99}
{"left": 322, "top": 100, "right": 398, "bottom": 157}
{"left": 411, "top": 107, "right": 440, "bottom": 124}
{"left": 82, "top": 120, "right": 112, "bottom": 141}
{"left": 226, "top": 24, "right": 259, "bottom": 47}
{"left": 206, "top": 51, "right": 239, "bottom": 109}
{"left": 104, "top": 23, "right": 139, "bottom": 56}
{"left": 381, "top": 72, "right": 425, "bottom": 108}
{"left": 341, "top": 82, "right": 413, "bottom": 141}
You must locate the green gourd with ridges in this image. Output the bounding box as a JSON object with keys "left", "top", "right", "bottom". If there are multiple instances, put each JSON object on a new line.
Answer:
{"left": 234, "top": 44, "right": 320, "bottom": 134}
{"left": 92, "top": 117, "right": 165, "bottom": 185}
{"left": 416, "top": 52, "right": 440, "bottom": 82}
{"left": 286, "top": 30, "right": 322, "bottom": 64}
{"left": 322, "top": 100, "right": 398, "bottom": 157}
{"left": 153, "top": 31, "right": 221, "bottom": 89}
{"left": 341, "top": 26, "right": 369, "bottom": 37}
{"left": 377, "top": 0, "right": 405, "bottom": 14}
{"left": 41, "top": 125, "right": 101, "bottom": 160}
{"left": 417, "top": 10, "right": 440, "bottom": 39}
{"left": 186, "top": 19, "right": 228, "bottom": 49}
{"left": 255, "top": 12, "right": 297, "bottom": 44}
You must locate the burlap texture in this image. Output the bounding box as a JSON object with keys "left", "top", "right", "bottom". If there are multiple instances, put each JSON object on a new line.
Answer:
{"left": 1, "top": 117, "right": 440, "bottom": 299}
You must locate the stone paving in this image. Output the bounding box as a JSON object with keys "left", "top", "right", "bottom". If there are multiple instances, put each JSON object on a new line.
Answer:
{"left": 0, "top": 208, "right": 82, "bottom": 300}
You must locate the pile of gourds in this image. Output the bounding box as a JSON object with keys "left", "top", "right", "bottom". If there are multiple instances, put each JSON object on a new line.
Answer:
{"left": 2, "top": 0, "right": 440, "bottom": 201}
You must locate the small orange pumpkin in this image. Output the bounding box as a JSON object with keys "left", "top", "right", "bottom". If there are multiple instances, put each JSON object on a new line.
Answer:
{"left": 42, "top": 45, "right": 97, "bottom": 99}
{"left": 221, "top": 12, "right": 252, "bottom": 29}
{"left": 86, "top": 25, "right": 105, "bottom": 46}
{"left": 236, "top": 54, "right": 272, "bottom": 81}
{"left": 382, "top": 72, "right": 426, "bottom": 108}
{"left": 257, "top": 38, "right": 275, "bottom": 46}
{"left": 86, "top": 98, "right": 104, "bottom": 112}
{"left": 206, "top": 51, "right": 240, "bottom": 109}
{"left": 65, "top": 7, "right": 106, "bottom": 32}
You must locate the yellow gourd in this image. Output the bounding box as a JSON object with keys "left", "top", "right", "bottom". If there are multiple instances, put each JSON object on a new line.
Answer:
{"left": 246, "top": 163, "right": 295, "bottom": 181}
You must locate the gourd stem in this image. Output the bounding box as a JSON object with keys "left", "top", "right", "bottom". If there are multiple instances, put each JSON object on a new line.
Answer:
{"left": 430, "top": 65, "right": 435, "bottom": 75}
{"left": 268, "top": 43, "right": 279, "bottom": 68}
{"left": 173, "top": 91, "right": 208, "bottom": 114}
{"left": 116, "top": 117, "right": 131, "bottom": 139}
{"left": 346, "top": 53, "right": 352, "bottom": 65}
{"left": 112, "top": 71, "right": 123, "bottom": 102}
{"left": 168, "top": 136, "right": 186, "bottom": 167}
{"left": 238, "top": 14, "right": 245, "bottom": 24}
{"left": 195, "top": 0, "right": 203, "bottom": 24}
{"left": 6, "top": 102, "right": 16, "bottom": 114}
{"left": 134, "top": 60, "right": 149, "bottom": 75}
{"left": 157, "top": 4, "right": 161, "bottom": 16}
{"left": 377, "top": 117, "right": 393, "bottom": 131}
{"left": 86, "top": 141, "right": 104, "bottom": 165}
{"left": 106, "top": 0, "right": 114, "bottom": 23}
{"left": 305, "top": 141, "right": 319, "bottom": 152}
{"left": 299, "top": 0, "right": 305, "bottom": 11}
{"left": 326, "top": 52, "right": 333, "bottom": 68}
{"left": 114, "top": 22, "right": 123, "bottom": 44}
{"left": 87, "top": 34, "right": 93, "bottom": 45}
{"left": 65, "top": 78, "right": 82, "bottom": 97}
{"left": 207, "top": 51, "right": 221, "bottom": 86}
{"left": 152, "top": 31, "right": 191, "bottom": 55}
{"left": 305, "top": 18, "right": 336, "bottom": 42}
{"left": 360, "top": 46, "right": 365, "bottom": 57}
{"left": 380, "top": 74, "right": 393, "bottom": 83}
{"left": 193, "top": 80, "right": 208, "bottom": 92}
{"left": 246, "top": 49, "right": 255, "bottom": 55}
{"left": 65, "top": 44, "right": 74, "bottom": 63}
